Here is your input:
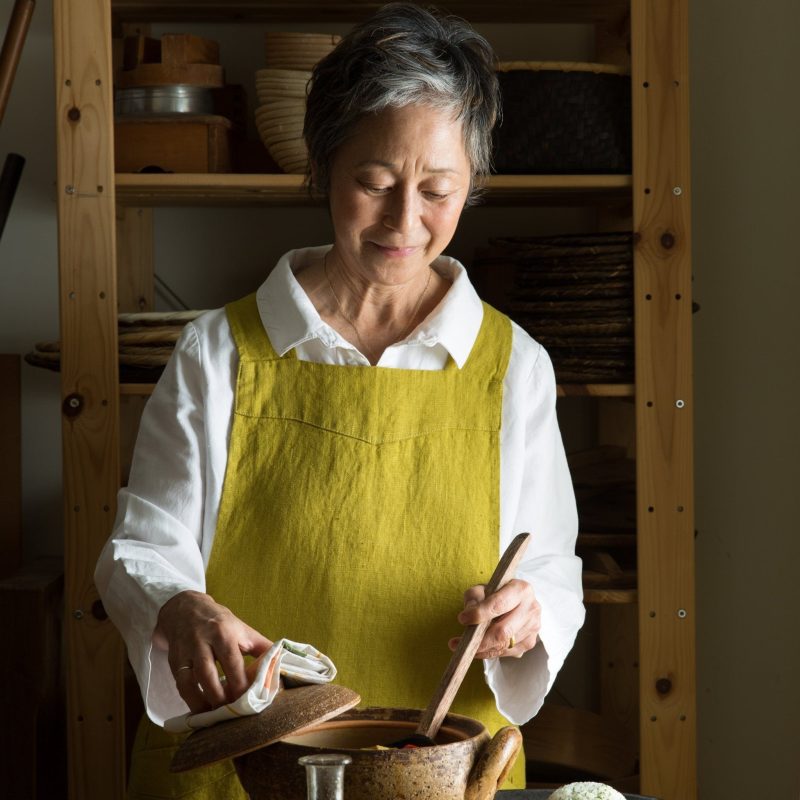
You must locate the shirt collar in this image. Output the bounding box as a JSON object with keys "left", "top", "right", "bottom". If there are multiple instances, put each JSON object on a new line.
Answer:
{"left": 256, "top": 246, "right": 484, "bottom": 368}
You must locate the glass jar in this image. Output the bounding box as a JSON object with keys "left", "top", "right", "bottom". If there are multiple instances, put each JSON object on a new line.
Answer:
{"left": 298, "top": 752, "right": 352, "bottom": 800}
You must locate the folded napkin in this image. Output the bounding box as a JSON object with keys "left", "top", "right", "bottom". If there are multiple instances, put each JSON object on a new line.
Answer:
{"left": 164, "top": 639, "right": 337, "bottom": 733}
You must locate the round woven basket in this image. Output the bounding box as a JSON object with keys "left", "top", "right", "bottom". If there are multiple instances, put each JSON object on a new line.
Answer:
{"left": 254, "top": 101, "right": 308, "bottom": 173}
{"left": 264, "top": 32, "right": 340, "bottom": 71}
{"left": 254, "top": 35, "right": 336, "bottom": 171}
{"left": 492, "top": 61, "right": 632, "bottom": 174}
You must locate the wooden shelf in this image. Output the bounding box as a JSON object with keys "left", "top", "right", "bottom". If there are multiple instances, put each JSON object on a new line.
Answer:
{"left": 110, "top": 0, "right": 629, "bottom": 24}
{"left": 120, "top": 382, "right": 634, "bottom": 397}
{"left": 557, "top": 384, "right": 633, "bottom": 398}
{"left": 114, "top": 173, "right": 633, "bottom": 207}
{"left": 120, "top": 384, "right": 158, "bottom": 395}
{"left": 583, "top": 587, "right": 637, "bottom": 604}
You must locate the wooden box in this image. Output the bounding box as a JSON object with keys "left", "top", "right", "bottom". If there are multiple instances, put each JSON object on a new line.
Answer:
{"left": 115, "top": 114, "right": 232, "bottom": 173}
{"left": 119, "top": 33, "right": 224, "bottom": 88}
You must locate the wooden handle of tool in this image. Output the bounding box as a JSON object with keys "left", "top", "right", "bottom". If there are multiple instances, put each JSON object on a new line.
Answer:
{"left": 0, "top": 0, "right": 36, "bottom": 126}
{"left": 415, "top": 532, "right": 532, "bottom": 740}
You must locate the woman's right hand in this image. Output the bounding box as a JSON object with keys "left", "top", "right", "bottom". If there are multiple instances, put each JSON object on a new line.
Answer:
{"left": 155, "top": 590, "right": 272, "bottom": 713}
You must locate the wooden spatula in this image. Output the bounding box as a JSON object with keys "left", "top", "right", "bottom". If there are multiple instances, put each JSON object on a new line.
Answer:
{"left": 392, "top": 531, "right": 532, "bottom": 748}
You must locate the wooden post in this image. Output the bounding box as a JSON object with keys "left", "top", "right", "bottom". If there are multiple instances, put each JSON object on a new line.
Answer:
{"left": 53, "top": 0, "right": 126, "bottom": 798}
{"left": 116, "top": 205, "right": 154, "bottom": 488}
{"left": 631, "top": 0, "right": 696, "bottom": 797}
{"left": 116, "top": 205, "right": 154, "bottom": 314}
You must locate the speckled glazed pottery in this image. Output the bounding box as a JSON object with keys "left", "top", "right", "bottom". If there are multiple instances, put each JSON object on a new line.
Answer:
{"left": 234, "top": 706, "right": 522, "bottom": 800}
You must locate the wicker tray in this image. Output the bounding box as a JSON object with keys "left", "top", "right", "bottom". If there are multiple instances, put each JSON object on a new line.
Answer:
{"left": 508, "top": 297, "right": 632, "bottom": 315}
{"left": 25, "top": 310, "right": 206, "bottom": 382}
{"left": 117, "top": 310, "right": 206, "bottom": 326}
{"left": 25, "top": 350, "right": 168, "bottom": 383}
{"left": 514, "top": 282, "right": 632, "bottom": 299}
{"left": 470, "top": 231, "right": 635, "bottom": 383}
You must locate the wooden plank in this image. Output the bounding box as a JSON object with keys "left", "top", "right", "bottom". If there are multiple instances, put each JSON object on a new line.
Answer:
{"left": 115, "top": 19, "right": 154, "bottom": 761}
{"left": 558, "top": 384, "right": 634, "bottom": 398}
{"left": 595, "top": 3, "right": 631, "bottom": 71}
{"left": 109, "top": 0, "right": 629, "bottom": 24}
{"left": 116, "top": 206, "right": 154, "bottom": 313}
{"left": 598, "top": 396, "right": 636, "bottom": 459}
{"left": 116, "top": 203, "right": 153, "bottom": 488}
{"left": 119, "top": 396, "right": 148, "bottom": 486}
{"left": 120, "top": 382, "right": 157, "bottom": 395}
{"left": 600, "top": 603, "right": 640, "bottom": 734}
{"left": 630, "top": 0, "right": 696, "bottom": 797}
{"left": 53, "top": 1, "right": 126, "bottom": 798}
{"left": 584, "top": 588, "right": 637, "bottom": 605}
{"left": 522, "top": 703, "right": 637, "bottom": 780}
{"left": 114, "top": 172, "right": 633, "bottom": 207}
{"left": 0, "top": 354, "right": 22, "bottom": 577}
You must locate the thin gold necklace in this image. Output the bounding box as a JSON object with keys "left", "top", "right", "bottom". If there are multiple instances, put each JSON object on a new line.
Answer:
{"left": 324, "top": 252, "right": 432, "bottom": 356}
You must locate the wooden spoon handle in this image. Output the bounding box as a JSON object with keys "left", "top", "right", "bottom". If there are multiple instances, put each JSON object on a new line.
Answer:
{"left": 415, "top": 532, "right": 532, "bottom": 740}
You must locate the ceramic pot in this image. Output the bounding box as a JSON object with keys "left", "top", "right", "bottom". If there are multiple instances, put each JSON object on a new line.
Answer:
{"left": 234, "top": 706, "right": 522, "bottom": 800}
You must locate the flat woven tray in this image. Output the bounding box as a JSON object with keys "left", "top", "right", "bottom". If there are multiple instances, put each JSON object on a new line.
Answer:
{"left": 508, "top": 298, "right": 632, "bottom": 315}
{"left": 118, "top": 310, "right": 207, "bottom": 326}
{"left": 25, "top": 350, "right": 167, "bottom": 383}
{"left": 471, "top": 232, "right": 635, "bottom": 383}
{"left": 25, "top": 310, "right": 206, "bottom": 381}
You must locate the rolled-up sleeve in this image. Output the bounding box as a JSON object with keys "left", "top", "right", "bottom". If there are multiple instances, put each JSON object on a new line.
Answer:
{"left": 486, "top": 336, "right": 585, "bottom": 724}
{"left": 94, "top": 322, "right": 209, "bottom": 724}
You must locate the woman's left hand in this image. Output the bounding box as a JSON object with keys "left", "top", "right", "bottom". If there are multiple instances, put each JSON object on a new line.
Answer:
{"left": 448, "top": 579, "right": 541, "bottom": 659}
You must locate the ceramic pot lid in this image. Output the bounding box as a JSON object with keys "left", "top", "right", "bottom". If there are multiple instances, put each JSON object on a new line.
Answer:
{"left": 170, "top": 684, "right": 361, "bottom": 772}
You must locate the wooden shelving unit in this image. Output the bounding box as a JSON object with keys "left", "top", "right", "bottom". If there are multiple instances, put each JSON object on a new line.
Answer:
{"left": 52, "top": 0, "right": 695, "bottom": 798}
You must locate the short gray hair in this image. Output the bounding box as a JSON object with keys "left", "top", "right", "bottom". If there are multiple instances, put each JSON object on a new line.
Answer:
{"left": 304, "top": 3, "right": 500, "bottom": 205}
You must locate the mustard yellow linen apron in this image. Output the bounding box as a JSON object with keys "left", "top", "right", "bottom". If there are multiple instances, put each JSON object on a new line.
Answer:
{"left": 128, "top": 293, "right": 526, "bottom": 798}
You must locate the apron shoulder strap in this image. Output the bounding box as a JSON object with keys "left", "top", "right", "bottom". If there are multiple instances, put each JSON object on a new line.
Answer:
{"left": 462, "top": 302, "right": 514, "bottom": 383}
{"left": 225, "top": 293, "right": 285, "bottom": 362}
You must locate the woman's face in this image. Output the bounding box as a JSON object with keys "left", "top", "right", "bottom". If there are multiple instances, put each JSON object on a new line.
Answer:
{"left": 326, "top": 103, "right": 472, "bottom": 287}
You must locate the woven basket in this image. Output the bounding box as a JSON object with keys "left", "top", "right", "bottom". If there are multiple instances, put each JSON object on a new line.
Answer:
{"left": 492, "top": 61, "right": 632, "bottom": 174}
{"left": 26, "top": 310, "right": 207, "bottom": 382}
{"left": 117, "top": 310, "right": 206, "bottom": 326}
{"left": 264, "top": 32, "right": 340, "bottom": 71}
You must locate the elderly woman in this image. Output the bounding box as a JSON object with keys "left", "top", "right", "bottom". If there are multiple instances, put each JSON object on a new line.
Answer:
{"left": 95, "top": 3, "right": 585, "bottom": 797}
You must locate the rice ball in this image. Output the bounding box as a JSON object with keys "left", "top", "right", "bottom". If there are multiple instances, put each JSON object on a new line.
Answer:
{"left": 548, "top": 782, "right": 626, "bottom": 800}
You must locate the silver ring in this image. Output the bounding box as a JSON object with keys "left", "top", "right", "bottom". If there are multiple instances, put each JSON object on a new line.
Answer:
{"left": 175, "top": 664, "right": 193, "bottom": 675}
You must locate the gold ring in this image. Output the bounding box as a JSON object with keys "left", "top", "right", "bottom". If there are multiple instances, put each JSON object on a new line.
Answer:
{"left": 508, "top": 635, "right": 516, "bottom": 650}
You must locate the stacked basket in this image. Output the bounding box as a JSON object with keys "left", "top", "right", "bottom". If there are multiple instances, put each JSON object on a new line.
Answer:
{"left": 470, "top": 232, "right": 634, "bottom": 384}
{"left": 254, "top": 33, "right": 340, "bottom": 173}
{"left": 25, "top": 310, "right": 206, "bottom": 383}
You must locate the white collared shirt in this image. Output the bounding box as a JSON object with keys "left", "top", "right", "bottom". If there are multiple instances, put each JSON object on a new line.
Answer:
{"left": 95, "top": 246, "right": 585, "bottom": 726}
